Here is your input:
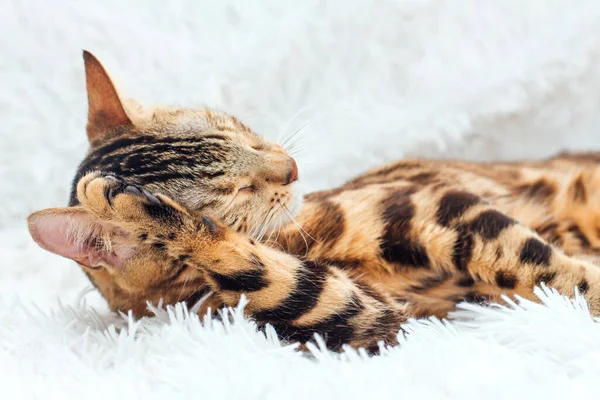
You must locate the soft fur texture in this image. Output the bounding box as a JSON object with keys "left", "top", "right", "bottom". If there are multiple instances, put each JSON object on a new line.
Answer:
{"left": 3, "top": 0, "right": 600, "bottom": 398}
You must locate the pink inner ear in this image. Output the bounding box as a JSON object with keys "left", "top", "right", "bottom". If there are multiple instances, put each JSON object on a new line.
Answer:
{"left": 27, "top": 208, "right": 133, "bottom": 269}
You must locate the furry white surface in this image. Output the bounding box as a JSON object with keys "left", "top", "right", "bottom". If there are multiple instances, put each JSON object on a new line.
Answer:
{"left": 2, "top": 0, "right": 600, "bottom": 398}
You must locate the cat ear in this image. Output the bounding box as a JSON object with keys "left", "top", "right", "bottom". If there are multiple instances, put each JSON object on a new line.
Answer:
{"left": 83, "top": 50, "right": 133, "bottom": 144}
{"left": 27, "top": 207, "right": 136, "bottom": 270}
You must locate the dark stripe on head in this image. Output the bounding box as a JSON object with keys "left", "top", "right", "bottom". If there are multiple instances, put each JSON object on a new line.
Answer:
{"left": 519, "top": 238, "right": 552, "bottom": 266}
{"left": 69, "top": 134, "right": 232, "bottom": 205}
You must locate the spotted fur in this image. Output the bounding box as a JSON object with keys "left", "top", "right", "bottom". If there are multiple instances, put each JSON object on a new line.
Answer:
{"left": 26, "top": 52, "right": 600, "bottom": 352}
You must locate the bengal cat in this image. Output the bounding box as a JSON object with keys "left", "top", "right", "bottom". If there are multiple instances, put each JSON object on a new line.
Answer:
{"left": 27, "top": 52, "right": 600, "bottom": 352}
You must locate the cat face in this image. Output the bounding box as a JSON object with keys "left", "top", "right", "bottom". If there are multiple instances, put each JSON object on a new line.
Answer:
{"left": 71, "top": 51, "right": 301, "bottom": 241}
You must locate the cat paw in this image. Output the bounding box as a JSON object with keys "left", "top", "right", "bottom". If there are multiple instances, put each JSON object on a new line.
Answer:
{"left": 76, "top": 171, "right": 191, "bottom": 228}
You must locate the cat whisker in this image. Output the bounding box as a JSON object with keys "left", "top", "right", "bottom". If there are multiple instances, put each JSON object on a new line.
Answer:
{"left": 176, "top": 274, "right": 192, "bottom": 303}
{"left": 281, "top": 108, "right": 353, "bottom": 150}
{"left": 258, "top": 207, "right": 278, "bottom": 242}
{"left": 281, "top": 118, "right": 315, "bottom": 149}
{"left": 281, "top": 203, "right": 318, "bottom": 243}
{"left": 279, "top": 203, "right": 319, "bottom": 257}
{"left": 251, "top": 205, "right": 275, "bottom": 241}
{"left": 277, "top": 104, "right": 317, "bottom": 144}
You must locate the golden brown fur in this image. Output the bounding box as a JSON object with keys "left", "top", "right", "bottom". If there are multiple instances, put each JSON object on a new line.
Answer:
{"left": 26, "top": 52, "right": 600, "bottom": 352}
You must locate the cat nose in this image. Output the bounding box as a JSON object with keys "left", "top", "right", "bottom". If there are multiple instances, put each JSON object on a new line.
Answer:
{"left": 285, "top": 159, "right": 299, "bottom": 185}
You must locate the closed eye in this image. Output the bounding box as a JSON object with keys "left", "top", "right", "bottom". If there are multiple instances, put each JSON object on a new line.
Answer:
{"left": 239, "top": 185, "right": 255, "bottom": 192}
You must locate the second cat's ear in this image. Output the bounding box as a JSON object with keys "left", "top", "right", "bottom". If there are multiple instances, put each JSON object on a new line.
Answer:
{"left": 82, "top": 50, "right": 133, "bottom": 144}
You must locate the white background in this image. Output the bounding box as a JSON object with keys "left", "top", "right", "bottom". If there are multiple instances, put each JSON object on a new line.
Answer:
{"left": 1, "top": 1, "right": 600, "bottom": 398}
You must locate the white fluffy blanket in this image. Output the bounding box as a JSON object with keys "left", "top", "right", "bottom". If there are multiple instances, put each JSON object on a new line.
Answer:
{"left": 3, "top": 1, "right": 600, "bottom": 398}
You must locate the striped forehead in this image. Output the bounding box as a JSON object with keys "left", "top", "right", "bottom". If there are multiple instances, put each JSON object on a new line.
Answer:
{"left": 69, "top": 134, "right": 244, "bottom": 205}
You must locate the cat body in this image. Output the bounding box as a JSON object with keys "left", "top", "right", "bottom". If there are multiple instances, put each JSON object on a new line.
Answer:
{"left": 27, "top": 52, "right": 600, "bottom": 351}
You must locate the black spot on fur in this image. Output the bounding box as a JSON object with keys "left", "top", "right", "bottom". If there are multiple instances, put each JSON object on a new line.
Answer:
{"left": 209, "top": 269, "right": 268, "bottom": 292}
{"left": 452, "top": 224, "right": 474, "bottom": 271}
{"left": 516, "top": 179, "right": 556, "bottom": 201}
{"left": 572, "top": 176, "right": 587, "bottom": 203}
{"left": 519, "top": 238, "right": 552, "bottom": 266}
{"left": 254, "top": 261, "right": 328, "bottom": 321}
{"left": 495, "top": 271, "right": 518, "bottom": 289}
{"left": 469, "top": 210, "right": 516, "bottom": 240}
{"left": 436, "top": 191, "right": 480, "bottom": 227}
{"left": 578, "top": 279, "right": 589, "bottom": 294}
{"left": 138, "top": 232, "right": 148, "bottom": 241}
{"left": 168, "top": 232, "right": 177, "bottom": 240}
{"left": 457, "top": 276, "right": 475, "bottom": 287}
{"left": 463, "top": 291, "right": 492, "bottom": 305}
{"left": 380, "top": 186, "right": 430, "bottom": 268}
{"left": 152, "top": 241, "right": 167, "bottom": 250}
{"left": 536, "top": 271, "right": 557, "bottom": 285}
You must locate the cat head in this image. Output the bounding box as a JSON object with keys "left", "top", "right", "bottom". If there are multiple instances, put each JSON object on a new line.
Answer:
{"left": 27, "top": 51, "right": 301, "bottom": 315}
{"left": 72, "top": 51, "right": 301, "bottom": 240}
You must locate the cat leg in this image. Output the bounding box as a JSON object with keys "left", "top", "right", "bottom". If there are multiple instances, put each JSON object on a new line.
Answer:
{"left": 416, "top": 184, "right": 600, "bottom": 312}
{"left": 73, "top": 172, "right": 406, "bottom": 351}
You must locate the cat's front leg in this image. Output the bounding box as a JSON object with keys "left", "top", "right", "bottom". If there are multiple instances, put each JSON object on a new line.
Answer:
{"left": 70, "top": 172, "right": 406, "bottom": 351}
